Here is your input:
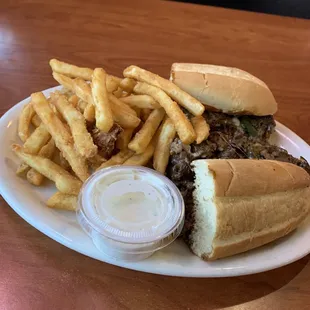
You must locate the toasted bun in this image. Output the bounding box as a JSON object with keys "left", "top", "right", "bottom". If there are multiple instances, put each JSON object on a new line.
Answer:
{"left": 188, "top": 159, "right": 310, "bottom": 260}
{"left": 170, "top": 63, "right": 278, "bottom": 116}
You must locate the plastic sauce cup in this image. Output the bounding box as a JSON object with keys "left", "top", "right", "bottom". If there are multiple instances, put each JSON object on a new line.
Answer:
{"left": 76, "top": 166, "right": 185, "bottom": 261}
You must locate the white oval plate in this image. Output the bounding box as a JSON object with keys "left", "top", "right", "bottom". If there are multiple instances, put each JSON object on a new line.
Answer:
{"left": 1, "top": 86, "right": 310, "bottom": 278}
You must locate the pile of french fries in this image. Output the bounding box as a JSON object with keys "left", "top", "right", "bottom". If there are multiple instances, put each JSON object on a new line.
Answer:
{"left": 13, "top": 59, "right": 210, "bottom": 211}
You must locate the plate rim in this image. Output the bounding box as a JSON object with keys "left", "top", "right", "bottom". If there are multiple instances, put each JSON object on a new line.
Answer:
{"left": 0, "top": 86, "right": 310, "bottom": 278}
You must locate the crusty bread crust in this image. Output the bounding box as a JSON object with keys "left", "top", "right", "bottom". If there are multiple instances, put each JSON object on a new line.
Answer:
{"left": 203, "top": 159, "right": 310, "bottom": 197}
{"left": 190, "top": 159, "right": 310, "bottom": 260}
{"left": 207, "top": 187, "right": 310, "bottom": 260}
{"left": 170, "top": 63, "right": 278, "bottom": 116}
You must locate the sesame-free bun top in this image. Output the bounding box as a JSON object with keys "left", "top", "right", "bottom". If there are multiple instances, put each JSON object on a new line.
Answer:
{"left": 170, "top": 63, "right": 278, "bottom": 116}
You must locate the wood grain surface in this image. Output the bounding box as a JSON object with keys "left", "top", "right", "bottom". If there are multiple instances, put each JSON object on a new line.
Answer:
{"left": 1, "top": 1, "right": 310, "bottom": 309}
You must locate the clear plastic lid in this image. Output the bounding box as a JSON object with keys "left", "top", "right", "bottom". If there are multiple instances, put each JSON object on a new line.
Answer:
{"left": 77, "top": 166, "right": 184, "bottom": 261}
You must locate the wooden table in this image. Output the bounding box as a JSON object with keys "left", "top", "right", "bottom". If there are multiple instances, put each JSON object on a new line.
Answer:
{"left": 1, "top": 1, "right": 310, "bottom": 309}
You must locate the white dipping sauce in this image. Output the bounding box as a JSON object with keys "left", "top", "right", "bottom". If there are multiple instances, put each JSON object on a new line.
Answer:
{"left": 77, "top": 166, "right": 184, "bottom": 261}
{"left": 95, "top": 179, "right": 166, "bottom": 231}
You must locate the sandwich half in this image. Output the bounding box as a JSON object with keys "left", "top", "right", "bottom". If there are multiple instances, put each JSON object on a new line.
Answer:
{"left": 167, "top": 63, "right": 310, "bottom": 201}
{"left": 170, "top": 63, "right": 277, "bottom": 115}
{"left": 186, "top": 159, "right": 310, "bottom": 260}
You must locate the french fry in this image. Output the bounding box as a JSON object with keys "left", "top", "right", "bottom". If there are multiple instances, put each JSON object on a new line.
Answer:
{"left": 60, "top": 88, "right": 74, "bottom": 98}
{"left": 68, "top": 94, "right": 79, "bottom": 108}
{"left": 77, "top": 99, "right": 88, "bottom": 114}
{"left": 113, "top": 87, "right": 123, "bottom": 98}
{"left": 97, "top": 149, "right": 134, "bottom": 170}
{"left": 88, "top": 154, "right": 106, "bottom": 170}
{"left": 119, "top": 78, "right": 137, "bottom": 93}
{"left": 141, "top": 108, "right": 152, "bottom": 122}
{"left": 59, "top": 151, "right": 71, "bottom": 170}
{"left": 111, "top": 99, "right": 141, "bottom": 129}
{"left": 50, "top": 59, "right": 93, "bottom": 80}
{"left": 52, "top": 72, "right": 75, "bottom": 91}
{"left": 47, "top": 192, "right": 78, "bottom": 211}
{"left": 107, "top": 75, "right": 121, "bottom": 93}
{"left": 116, "top": 128, "right": 134, "bottom": 150}
{"left": 153, "top": 118, "right": 176, "bottom": 174}
{"left": 124, "top": 65, "right": 205, "bottom": 116}
{"left": 16, "top": 123, "right": 51, "bottom": 176}
{"left": 16, "top": 162, "right": 31, "bottom": 176}
{"left": 124, "top": 142, "right": 155, "bottom": 166}
{"left": 31, "top": 114, "right": 41, "bottom": 127}
{"left": 74, "top": 76, "right": 122, "bottom": 110}
{"left": 32, "top": 92, "right": 89, "bottom": 181}
{"left": 133, "top": 82, "right": 196, "bottom": 144}
{"left": 51, "top": 147, "right": 71, "bottom": 171}
{"left": 84, "top": 103, "right": 95, "bottom": 122}
{"left": 110, "top": 75, "right": 122, "bottom": 84}
{"left": 27, "top": 139, "right": 56, "bottom": 185}
{"left": 12, "top": 144, "right": 82, "bottom": 195}
{"left": 92, "top": 68, "right": 114, "bottom": 132}
{"left": 72, "top": 78, "right": 95, "bottom": 122}
{"left": 108, "top": 94, "right": 137, "bottom": 116}
{"left": 75, "top": 78, "right": 140, "bottom": 128}
{"left": 73, "top": 78, "right": 92, "bottom": 102}
{"left": 49, "top": 97, "right": 65, "bottom": 122}
{"left": 128, "top": 108, "right": 165, "bottom": 154}
{"left": 50, "top": 92, "right": 97, "bottom": 158}
{"left": 52, "top": 64, "right": 121, "bottom": 93}
{"left": 50, "top": 59, "right": 122, "bottom": 89}
{"left": 53, "top": 72, "right": 120, "bottom": 95}
{"left": 132, "top": 107, "right": 141, "bottom": 118}
{"left": 23, "top": 123, "right": 51, "bottom": 154}
{"left": 18, "top": 103, "right": 35, "bottom": 142}
{"left": 120, "top": 95, "right": 160, "bottom": 109}
{"left": 191, "top": 115, "right": 210, "bottom": 144}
